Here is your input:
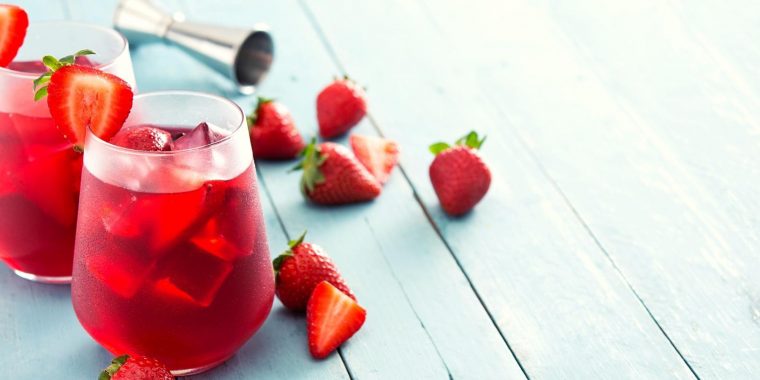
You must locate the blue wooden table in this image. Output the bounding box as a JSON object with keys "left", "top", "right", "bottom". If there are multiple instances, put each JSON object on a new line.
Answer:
{"left": 3, "top": 0, "right": 759, "bottom": 378}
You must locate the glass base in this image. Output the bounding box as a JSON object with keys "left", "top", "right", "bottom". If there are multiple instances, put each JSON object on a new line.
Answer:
{"left": 13, "top": 269, "right": 72, "bottom": 284}
{"left": 170, "top": 356, "right": 231, "bottom": 376}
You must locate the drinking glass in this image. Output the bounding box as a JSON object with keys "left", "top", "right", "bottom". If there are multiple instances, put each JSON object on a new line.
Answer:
{"left": 0, "top": 21, "right": 136, "bottom": 283}
{"left": 71, "top": 91, "right": 274, "bottom": 375}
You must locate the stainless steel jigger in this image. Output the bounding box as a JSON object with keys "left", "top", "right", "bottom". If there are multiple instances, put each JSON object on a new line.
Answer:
{"left": 113, "top": 0, "right": 274, "bottom": 94}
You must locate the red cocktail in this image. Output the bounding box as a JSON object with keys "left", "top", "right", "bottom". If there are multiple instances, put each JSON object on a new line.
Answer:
{"left": 71, "top": 92, "right": 274, "bottom": 375}
{"left": 0, "top": 22, "right": 135, "bottom": 282}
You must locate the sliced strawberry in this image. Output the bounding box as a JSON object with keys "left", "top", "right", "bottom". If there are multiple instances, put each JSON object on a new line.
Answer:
{"left": 350, "top": 134, "right": 399, "bottom": 184}
{"left": 0, "top": 5, "right": 29, "bottom": 67}
{"left": 307, "top": 281, "right": 366, "bottom": 359}
{"left": 45, "top": 65, "right": 133, "bottom": 150}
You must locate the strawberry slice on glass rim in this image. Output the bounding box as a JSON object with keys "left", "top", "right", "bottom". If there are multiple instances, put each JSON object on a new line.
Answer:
{"left": 33, "top": 50, "right": 134, "bottom": 151}
{"left": 0, "top": 4, "right": 29, "bottom": 67}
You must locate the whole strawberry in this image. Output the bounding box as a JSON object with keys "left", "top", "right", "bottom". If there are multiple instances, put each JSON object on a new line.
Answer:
{"left": 429, "top": 131, "right": 491, "bottom": 216}
{"left": 248, "top": 97, "right": 305, "bottom": 159}
{"left": 99, "top": 354, "right": 173, "bottom": 380}
{"left": 317, "top": 77, "right": 367, "bottom": 138}
{"left": 294, "top": 140, "right": 381, "bottom": 205}
{"left": 0, "top": 4, "right": 29, "bottom": 67}
{"left": 273, "top": 231, "right": 355, "bottom": 312}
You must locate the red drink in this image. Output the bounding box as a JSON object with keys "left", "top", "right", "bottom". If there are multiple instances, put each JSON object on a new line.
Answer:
{"left": 0, "top": 110, "right": 81, "bottom": 277}
{"left": 71, "top": 92, "right": 274, "bottom": 375}
{"left": 72, "top": 165, "right": 273, "bottom": 370}
{"left": 0, "top": 60, "right": 94, "bottom": 279}
{"left": 0, "top": 21, "right": 135, "bottom": 282}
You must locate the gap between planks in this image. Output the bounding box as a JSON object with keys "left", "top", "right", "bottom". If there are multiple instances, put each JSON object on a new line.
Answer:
{"left": 295, "top": 0, "right": 531, "bottom": 378}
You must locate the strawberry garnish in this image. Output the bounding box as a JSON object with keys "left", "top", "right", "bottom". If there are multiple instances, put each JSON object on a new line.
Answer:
{"left": 99, "top": 354, "right": 174, "bottom": 380}
{"left": 111, "top": 125, "right": 175, "bottom": 151}
{"left": 34, "top": 50, "right": 133, "bottom": 151}
{"left": 429, "top": 131, "right": 491, "bottom": 216}
{"left": 247, "top": 97, "right": 305, "bottom": 160}
{"left": 350, "top": 134, "right": 399, "bottom": 184}
{"left": 307, "top": 281, "right": 366, "bottom": 359}
{"left": 273, "top": 231, "right": 355, "bottom": 312}
{"left": 0, "top": 5, "right": 28, "bottom": 67}
{"left": 317, "top": 77, "right": 367, "bottom": 139}
{"left": 294, "top": 140, "right": 382, "bottom": 205}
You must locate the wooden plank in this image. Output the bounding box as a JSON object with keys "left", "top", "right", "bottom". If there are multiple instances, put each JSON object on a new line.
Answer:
{"left": 176, "top": 0, "right": 525, "bottom": 378}
{"left": 2, "top": 3, "right": 345, "bottom": 378}
{"left": 411, "top": 0, "right": 760, "bottom": 377}
{"left": 301, "top": 0, "right": 699, "bottom": 378}
{"left": 64, "top": 0, "right": 519, "bottom": 378}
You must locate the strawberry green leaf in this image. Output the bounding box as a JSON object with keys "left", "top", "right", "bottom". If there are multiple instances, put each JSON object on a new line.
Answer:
{"left": 32, "top": 73, "right": 50, "bottom": 90}
{"left": 455, "top": 131, "right": 486, "bottom": 150}
{"left": 247, "top": 96, "right": 274, "bottom": 127}
{"left": 429, "top": 142, "right": 450, "bottom": 155}
{"left": 42, "top": 55, "right": 61, "bottom": 71}
{"left": 75, "top": 49, "right": 95, "bottom": 57}
{"left": 33, "top": 86, "right": 48, "bottom": 102}
{"left": 99, "top": 355, "right": 129, "bottom": 380}
{"left": 289, "top": 231, "right": 307, "bottom": 249}
{"left": 294, "top": 139, "right": 327, "bottom": 195}
{"left": 33, "top": 50, "right": 97, "bottom": 101}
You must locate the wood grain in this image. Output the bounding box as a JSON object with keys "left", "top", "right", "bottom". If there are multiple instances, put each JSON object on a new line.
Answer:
{"left": 411, "top": 0, "right": 760, "bottom": 377}
{"left": 300, "top": 0, "right": 700, "bottom": 378}
{"left": 175, "top": 0, "right": 525, "bottom": 378}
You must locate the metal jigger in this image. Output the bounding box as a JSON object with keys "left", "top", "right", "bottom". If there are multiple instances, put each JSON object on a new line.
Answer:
{"left": 113, "top": 0, "right": 273, "bottom": 94}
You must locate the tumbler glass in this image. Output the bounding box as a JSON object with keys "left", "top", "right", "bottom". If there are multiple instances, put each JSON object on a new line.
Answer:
{"left": 0, "top": 21, "right": 136, "bottom": 282}
{"left": 71, "top": 91, "right": 274, "bottom": 375}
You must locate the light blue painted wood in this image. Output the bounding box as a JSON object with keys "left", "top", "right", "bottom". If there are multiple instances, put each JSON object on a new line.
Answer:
{"left": 301, "top": 0, "right": 699, "bottom": 378}
{"left": 175, "top": 0, "right": 525, "bottom": 378}
{"left": 408, "top": 0, "right": 760, "bottom": 377}
{"left": 61, "top": 0, "right": 352, "bottom": 379}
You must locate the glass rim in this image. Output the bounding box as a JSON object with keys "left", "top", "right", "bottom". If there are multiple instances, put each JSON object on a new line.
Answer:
{"left": 86, "top": 90, "right": 247, "bottom": 156}
{"left": 0, "top": 20, "right": 129, "bottom": 79}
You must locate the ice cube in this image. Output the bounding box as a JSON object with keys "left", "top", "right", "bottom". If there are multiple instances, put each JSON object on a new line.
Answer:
{"left": 173, "top": 122, "right": 226, "bottom": 150}
{"left": 85, "top": 248, "right": 154, "bottom": 298}
{"left": 190, "top": 218, "right": 246, "bottom": 261}
{"left": 151, "top": 242, "right": 234, "bottom": 307}
{"left": 101, "top": 185, "right": 217, "bottom": 252}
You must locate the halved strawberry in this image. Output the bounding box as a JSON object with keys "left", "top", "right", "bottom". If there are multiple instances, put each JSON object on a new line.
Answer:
{"left": 0, "top": 5, "right": 29, "bottom": 67}
{"left": 307, "top": 281, "right": 367, "bottom": 359}
{"left": 34, "top": 51, "right": 133, "bottom": 151}
{"left": 350, "top": 134, "right": 399, "bottom": 184}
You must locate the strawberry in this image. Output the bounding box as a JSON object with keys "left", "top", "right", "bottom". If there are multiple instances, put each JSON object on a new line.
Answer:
{"left": 111, "top": 125, "right": 174, "bottom": 151}
{"left": 429, "top": 131, "right": 491, "bottom": 216}
{"left": 0, "top": 5, "right": 28, "bottom": 67}
{"left": 247, "top": 97, "right": 305, "bottom": 159}
{"left": 317, "top": 77, "right": 367, "bottom": 138}
{"left": 350, "top": 134, "right": 399, "bottom": 184}
{"left": 33, "top": 50, "right": 133, "bottom": 151}
{"left": 273, "top": 231, "right": 355, "bottom": 312}
{"left": 307, "top": 281, "right": 366, "bottom": 359}
{"left": 294, "top": 140, "right": 382, "bottom": 205}
{"left": 99, "top": 354, "right": 173, "bottom": 380}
